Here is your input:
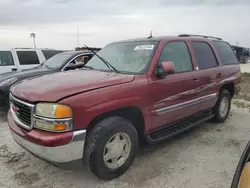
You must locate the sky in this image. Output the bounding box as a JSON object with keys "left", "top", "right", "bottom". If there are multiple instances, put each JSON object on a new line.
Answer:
{"left": 0, "top": 0, "right": 250, "bottom": 50}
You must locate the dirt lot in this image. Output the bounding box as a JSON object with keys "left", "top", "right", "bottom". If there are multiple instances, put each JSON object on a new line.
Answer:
{"left": 1, "top": 70, "right": 250, "bottom": 188}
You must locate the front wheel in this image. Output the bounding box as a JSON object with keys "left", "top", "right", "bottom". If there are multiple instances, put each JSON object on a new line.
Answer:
{"left": 213, "top": 89, "right": 231, "bottom": 123}
{"left": 83, "top": 116, "right": 138, "bottom": 180}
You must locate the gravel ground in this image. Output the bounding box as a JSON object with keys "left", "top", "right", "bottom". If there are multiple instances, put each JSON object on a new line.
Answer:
{"left": 0, "top": 104, "right": 249, "bottom": 188}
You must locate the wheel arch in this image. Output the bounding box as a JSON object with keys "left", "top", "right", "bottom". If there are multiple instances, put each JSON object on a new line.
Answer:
{"left": 220, "top": 82, "right": 234, "bottom": 97}
{"left": 86, "top": 106, "right": 145, "bottom": 142}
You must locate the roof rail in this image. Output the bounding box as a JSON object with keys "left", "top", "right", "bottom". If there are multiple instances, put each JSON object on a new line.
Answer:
{"left": 13, "top": 48, "right": 56, "bottom": 50}
{"left": 178, "top": 34, "right": 222, "bottom": 40}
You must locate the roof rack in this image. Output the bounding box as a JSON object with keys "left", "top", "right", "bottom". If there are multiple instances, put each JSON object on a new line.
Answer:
{"left": 178, "top": 34, "right": 222, "bottom": 40}
{"left": 13, "top": 48, "right": 56, "bottom": 50}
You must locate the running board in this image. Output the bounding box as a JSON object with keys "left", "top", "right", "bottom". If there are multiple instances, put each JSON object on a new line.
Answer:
{"left": 146, "top": 110, "right": 214, "bottom": 144}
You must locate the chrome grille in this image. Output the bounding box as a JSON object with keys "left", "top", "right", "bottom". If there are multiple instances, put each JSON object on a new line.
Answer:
{"left": 10, "top": 94, "right": 34, "bottom": 130}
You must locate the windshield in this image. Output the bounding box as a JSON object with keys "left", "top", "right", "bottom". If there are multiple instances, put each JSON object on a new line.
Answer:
{"left": 86, "top": 41, "right": 158, "bottom": 74}
{"left": 41, "top": 53, "right": 73, "bottom": 69}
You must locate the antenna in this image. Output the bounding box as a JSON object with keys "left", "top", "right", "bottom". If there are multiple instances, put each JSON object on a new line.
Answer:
{"left": 148, "top": 31, "right": 153, "bottom": 39}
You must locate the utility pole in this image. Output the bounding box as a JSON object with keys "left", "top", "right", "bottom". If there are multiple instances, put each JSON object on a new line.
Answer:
{"left": 30, "top": 33, "right": 36, "bottom": 49}
{"left": 148, "top": 31, "right": 153, "bottom": 39}
{"left": 77, "top": 27, "right": 80, "bottom": 48}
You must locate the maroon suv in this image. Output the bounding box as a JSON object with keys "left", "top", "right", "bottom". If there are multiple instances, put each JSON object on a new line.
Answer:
{"left": 8, "top": 34, "right": 241, "bottom": 180}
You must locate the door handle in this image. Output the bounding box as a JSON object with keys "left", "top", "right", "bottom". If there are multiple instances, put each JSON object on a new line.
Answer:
{"left": 193, "top": 78, "right": 199, "bottom": 81}
{"left": 217, "top": 73, "right": 222, "bottom": 77}
{"left": 12, "top": 68, "right": 17, "bottom": 71}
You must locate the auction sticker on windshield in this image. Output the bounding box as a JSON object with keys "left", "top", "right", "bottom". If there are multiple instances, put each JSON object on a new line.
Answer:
{"left": 134, "top": 45, "right": 154, "bottom": 51}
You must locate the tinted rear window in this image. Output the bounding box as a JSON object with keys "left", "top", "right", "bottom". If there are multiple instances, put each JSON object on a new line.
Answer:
{"left": 191, "top": 42, "right": 218, "bottom": 70}
{"left": 0, "top": 51, "right": 14, "bottom": 66}
{"left": 212, "top": 41, "right": 238, "bottom": 65}
{"left": 42, "top": 50, "right": 64, "bottom": 60}
{"left": 17, "top": 51, "right": 40, "bottom": 65}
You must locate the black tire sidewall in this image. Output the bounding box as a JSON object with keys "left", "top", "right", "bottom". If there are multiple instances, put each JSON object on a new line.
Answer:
{"left": 89, "top": 118, "right": 138, "bottom": 180}
{"left": 214, "top": 90, "right": 231, "bottom": 122}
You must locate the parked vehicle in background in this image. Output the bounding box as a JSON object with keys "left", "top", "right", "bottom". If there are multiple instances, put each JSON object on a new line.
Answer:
{"left": 232, "top": 45, "right": 250, "bottom": 64}
{"left": 0, "top": 51, "right": 95, "bottom": 111}
{"left": 0, "top": 48, "right": 64, "bottom": 74}
{"left": 8, "top": 34, "right": 240, "bottom": 180}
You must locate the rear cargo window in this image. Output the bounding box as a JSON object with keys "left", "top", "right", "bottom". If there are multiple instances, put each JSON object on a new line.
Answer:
{"left": 159, "top": 41, "right": 193, "bottom": 73}
{"left": 191, "top": 42, "right": 218, "bottom": 70}
{"left": 17, "top": 51, "right": 40, "bottom": 65}
{"left": 0, "top": 51, "right": 14, "bottom": 66}
{"left": 42, "top": 50, "right": 64, "bottom": 60}
{"left": 212, "top": 41, "right": 238, "bottom": 65}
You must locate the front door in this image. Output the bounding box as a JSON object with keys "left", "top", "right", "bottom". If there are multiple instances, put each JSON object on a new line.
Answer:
{"left": 148, "top": 40, "right": 203, "bottom": 130}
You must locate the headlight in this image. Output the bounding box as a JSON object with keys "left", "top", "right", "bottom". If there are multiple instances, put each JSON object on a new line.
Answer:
{"left": 34, "top": 103, "right": 73, "bottom": 132}
{"left": 35, "top": 103, "right": 72, "bottom": 118}
{"left": 0, "top": 77, "right": 18, "bottom": 87}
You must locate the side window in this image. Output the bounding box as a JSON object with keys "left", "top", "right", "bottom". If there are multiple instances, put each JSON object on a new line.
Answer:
{"left": 191, "top": 42, "right": 218, "bottom": 70}
{"left": 0, "top": 51, "right": 14, "bottom": 66}
{"left": 212, "top": 41, "right": 238, "bottom": 65}
{"left": 42, "top": 50, "right": 64, "bottom": 60}
{"left": 159, "top": 41, "right": 193, "bottom": 73}
{"left": 17, "top": 51, "right": 40, "bottom": 65}
{"left": 74, "top": 55, "right": 93, "bottom": 65}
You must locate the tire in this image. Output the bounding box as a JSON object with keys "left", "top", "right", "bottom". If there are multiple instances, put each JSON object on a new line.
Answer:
{"left": 213, "top": 89, "right": 231, "bottom": 123}
{"left": 83, "top": 116, "right": 138, "bottom": 180}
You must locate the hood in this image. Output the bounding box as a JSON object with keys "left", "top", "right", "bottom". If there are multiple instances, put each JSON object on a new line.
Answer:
{"left": 0, "top": 67, "right": 51, "bottom": 82}
{"left": 11, "top": 70, "right": 135, "bottom": 102}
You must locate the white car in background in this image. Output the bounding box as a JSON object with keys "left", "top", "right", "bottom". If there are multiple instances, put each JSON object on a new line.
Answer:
{"left": 0, "top": 48, "right": 64, "bottom": 74}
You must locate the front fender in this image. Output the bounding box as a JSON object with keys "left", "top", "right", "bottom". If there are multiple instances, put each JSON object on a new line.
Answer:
{"left": 61, "top": 96, "right": 151, "bottom": 132}
{"left": 59, "top": 76, "right": 150, "bottom": 132}
{"left": 84, "top": 97, "right": 150, "bottom": 131}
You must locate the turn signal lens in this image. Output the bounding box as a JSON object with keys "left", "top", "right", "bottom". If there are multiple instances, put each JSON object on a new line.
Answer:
{"left": 54, "top": 124, "right": 67, "bottom": 131}
{"left": 55, "top": 105, "right": 72, "bottom": 118}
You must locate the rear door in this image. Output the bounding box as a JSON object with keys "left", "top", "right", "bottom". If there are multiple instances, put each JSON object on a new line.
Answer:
{"left": 148, "top": 40, "right": 204, "bottom": 130}
{"left": 189, "top": 41, "right": 221, "bottom": 111}
{"left": 0, "top": 51, "right": 16, "bottom": 74}
{"left": 15, "top": 50, "right": 41, "bottom": 70}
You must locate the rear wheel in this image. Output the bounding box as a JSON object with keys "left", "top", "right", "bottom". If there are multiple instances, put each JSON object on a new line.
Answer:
{"left": 83, "top": 116, "right": 138, "bottom": 180}
{"left": 213, "top": 89, "right": 231, "bottom": 123}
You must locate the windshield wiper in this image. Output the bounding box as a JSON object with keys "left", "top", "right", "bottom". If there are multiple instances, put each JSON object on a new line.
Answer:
{"left": 84, "top": 44, "right": 119, "bottom": 73}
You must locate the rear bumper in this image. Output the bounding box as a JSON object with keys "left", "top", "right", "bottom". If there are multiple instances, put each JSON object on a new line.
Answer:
{"left": 8, "top": 110, "right": 86, "bottom": 165}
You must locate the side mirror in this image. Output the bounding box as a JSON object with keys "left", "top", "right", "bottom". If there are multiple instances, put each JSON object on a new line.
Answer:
{"left": 231, "top": 140, "right": 250, "bottom": 188}
{"left": 155, "top": 61, "right": 175, "bottom": 77}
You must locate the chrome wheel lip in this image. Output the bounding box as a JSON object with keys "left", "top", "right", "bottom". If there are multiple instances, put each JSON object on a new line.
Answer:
{"left": 103, "top": 132, "right": 132, "bottom": 170}
{"left": 219, "top": 96, "right": 229, "bottom": 118}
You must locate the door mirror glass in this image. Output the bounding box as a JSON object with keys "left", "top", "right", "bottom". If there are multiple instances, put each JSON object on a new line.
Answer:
{"left": 155, "top": 61, "right": 175, "bottom": 77}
